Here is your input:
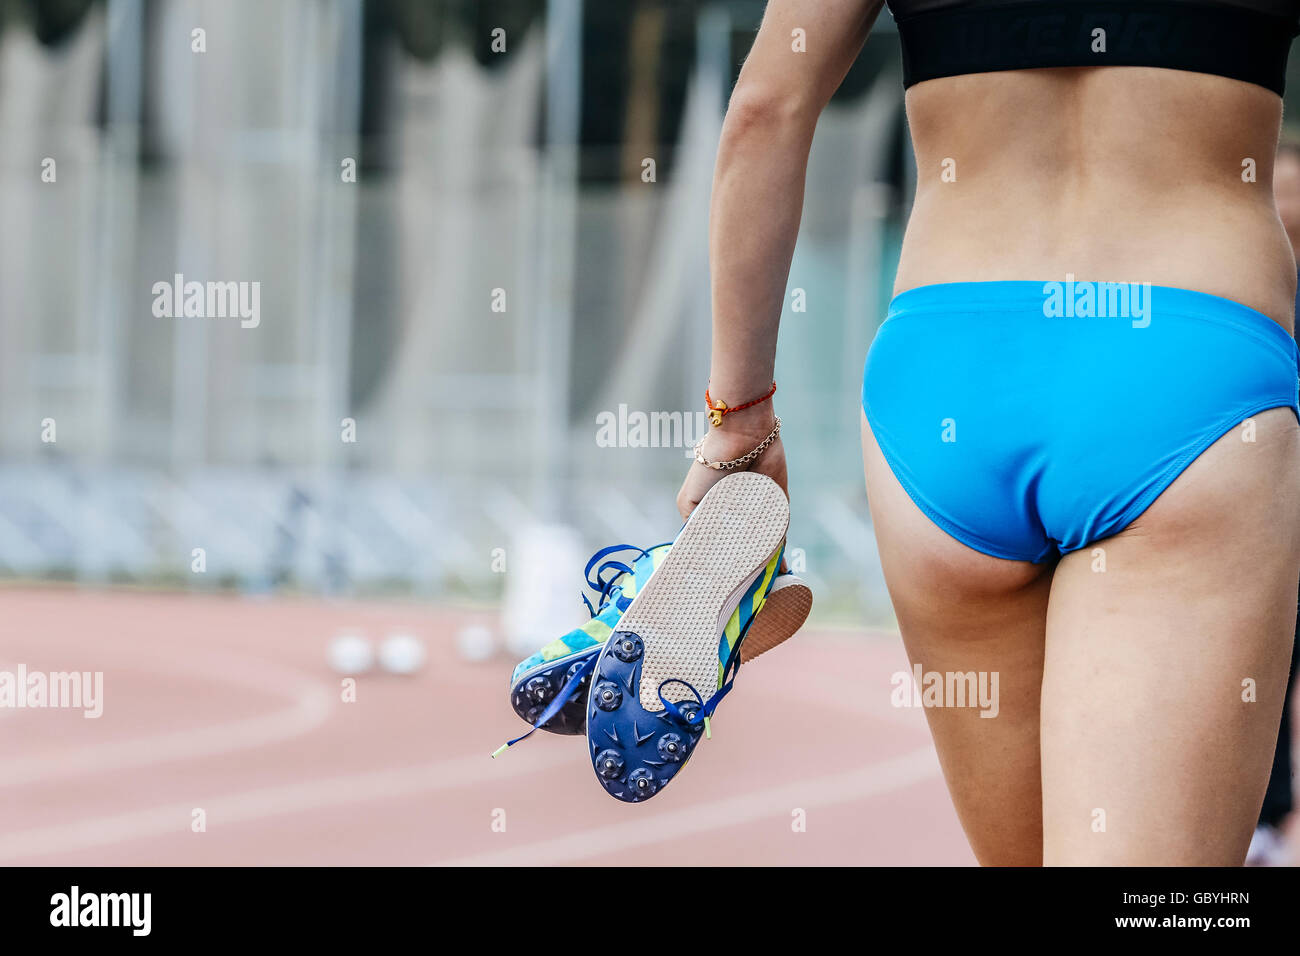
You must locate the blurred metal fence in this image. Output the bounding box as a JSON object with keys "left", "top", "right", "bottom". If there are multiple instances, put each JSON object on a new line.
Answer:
{"left": 0, "top": 0, "right": 908, "bottom": 622}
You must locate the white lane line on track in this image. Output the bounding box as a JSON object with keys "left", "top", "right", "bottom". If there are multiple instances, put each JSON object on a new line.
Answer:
{"left": 432, "top": 744, "right": 941, "bottom": 866}
{"left": 0, "top": 748, "right": 558, "bottom": 863}
{"left": 0, "top": 654, "right": 334, "bottom": 788}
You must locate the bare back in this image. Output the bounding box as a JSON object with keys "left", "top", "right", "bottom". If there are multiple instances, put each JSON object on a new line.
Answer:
{"left": 898, "top": 67, "right": 1296, "bottom": 329}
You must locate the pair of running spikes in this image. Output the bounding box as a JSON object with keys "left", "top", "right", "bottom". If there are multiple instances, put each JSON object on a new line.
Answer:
{"left": 494, "top": 472, "right": 809, "bottom": 803}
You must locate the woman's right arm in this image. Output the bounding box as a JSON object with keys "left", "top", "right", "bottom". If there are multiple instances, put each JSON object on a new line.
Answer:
{"left": 677, "top": 0, "right": 884, "bottom": 519}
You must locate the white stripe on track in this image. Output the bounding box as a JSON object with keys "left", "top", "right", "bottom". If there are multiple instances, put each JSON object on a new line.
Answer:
{"left": 0, "top": 655, "right": 334, "bottom": 788}
{"left": 0, "top": 748, "right": 558, "bottom": 863}
{"left": 432, "top": 745, "right": 941, "bottom": 866}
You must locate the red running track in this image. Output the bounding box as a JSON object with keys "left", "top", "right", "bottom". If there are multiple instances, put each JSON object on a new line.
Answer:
{"left": 0, "top": 586, "right": 977, "bottom": 865}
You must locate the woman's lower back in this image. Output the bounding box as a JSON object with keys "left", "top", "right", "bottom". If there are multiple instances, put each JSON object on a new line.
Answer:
{"left": 896, "top": 66, "right": 1297, "bottom": 329}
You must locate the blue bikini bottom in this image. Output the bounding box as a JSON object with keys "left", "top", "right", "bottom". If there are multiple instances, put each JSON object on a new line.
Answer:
{"left": 861, "top": 281, "right": 1300, "bottom": 563}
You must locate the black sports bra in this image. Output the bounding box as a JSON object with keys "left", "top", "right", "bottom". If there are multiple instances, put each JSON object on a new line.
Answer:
{"left": 885, "top": 0, "right": 1300, "bottom": 94}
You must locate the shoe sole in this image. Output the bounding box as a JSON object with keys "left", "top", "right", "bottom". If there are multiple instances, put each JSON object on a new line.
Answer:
{"left": 509, "top": 650, "right": 599, "bottom": 735}
{"left": 740, "top": 574, "right": 811, "bottom": 659}
{"left": 509, "top": 575, "right": 811, "bottom": 734}
{"left": 586, "top": 472, "right": 790, "bottom": 802}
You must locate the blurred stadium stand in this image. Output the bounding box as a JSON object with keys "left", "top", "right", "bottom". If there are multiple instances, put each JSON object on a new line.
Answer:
{"left": 8, "top": 1, "right": 1294, "bottom": 619}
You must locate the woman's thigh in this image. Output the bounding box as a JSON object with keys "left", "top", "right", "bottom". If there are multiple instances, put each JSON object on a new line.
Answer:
{"left": 862, "top": 412, "right": 1053, "bottom": 865}
{"left": 1041, "top": 408, "right": 1300, "bottom": 865}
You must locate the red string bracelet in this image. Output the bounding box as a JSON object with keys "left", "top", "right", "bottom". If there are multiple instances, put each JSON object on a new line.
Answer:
{"left": 704, "top": 381, "right": 776, "bottom": 427}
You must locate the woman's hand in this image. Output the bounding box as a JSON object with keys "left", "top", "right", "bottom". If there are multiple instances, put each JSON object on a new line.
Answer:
{"left": 675, "top": 406, "right": 788, "bottom": 522}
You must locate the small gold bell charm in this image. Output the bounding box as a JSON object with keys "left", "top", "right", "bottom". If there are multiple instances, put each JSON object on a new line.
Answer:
{"left": 708, "top": 400, "right": 727, "bottom": 427}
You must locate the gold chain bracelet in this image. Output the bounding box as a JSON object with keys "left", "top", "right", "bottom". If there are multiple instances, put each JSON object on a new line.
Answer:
{"left": 693, "top": 417, "right": 781, "bottom": 471}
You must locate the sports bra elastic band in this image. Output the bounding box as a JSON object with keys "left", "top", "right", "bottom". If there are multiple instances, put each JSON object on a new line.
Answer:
{"left": 889, "top": 0, "right": 1300, "bottom": 95}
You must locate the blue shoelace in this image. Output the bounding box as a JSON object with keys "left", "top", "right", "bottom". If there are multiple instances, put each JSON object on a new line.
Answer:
{"left": 654, "top": 611, "right": 753, "bottom": 740}
{"left": 578, "top": 542, "right": 665, "bottom": 618}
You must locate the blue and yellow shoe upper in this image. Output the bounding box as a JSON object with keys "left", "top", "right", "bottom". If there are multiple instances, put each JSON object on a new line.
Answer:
{"left": 715, "top": 543, "right": 783, "bottom": 687}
